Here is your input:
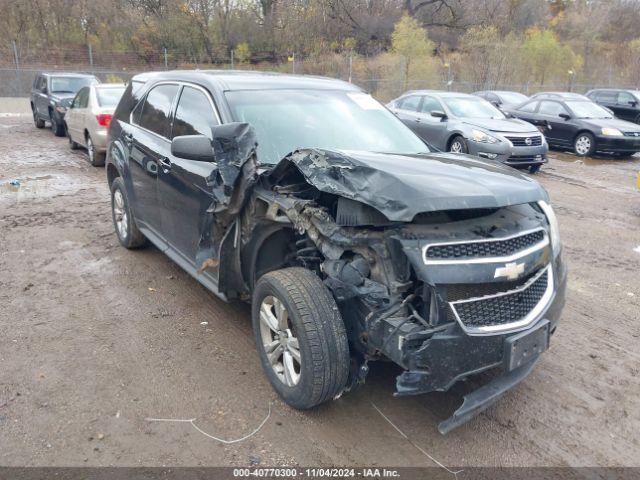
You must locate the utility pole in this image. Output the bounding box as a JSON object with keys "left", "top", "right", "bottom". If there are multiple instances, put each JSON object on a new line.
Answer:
{"left": 12, "top": 40, "right": 21, "bottom": 96}
{"left": 292, "top": 52, "right": 295, "bottom": 74}
{"left": 164, "top": 48, "right": 168, "bottom": 70}
{"left": 348, "top": 54, "right": 353, "bottom": 83}
{"left": 231, "top": 49, "right": 234, "bottom": 69}
{"left": 88, "top": 44, "right": 94, "bottom": 70}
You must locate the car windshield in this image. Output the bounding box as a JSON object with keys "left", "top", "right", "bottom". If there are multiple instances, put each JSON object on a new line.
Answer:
{"left": 96, "top": 86, "right": 125, "bottom": 107}
{"left": 498, "top": 92, "right": 528, "bottom": 105}
{"left": 225, "top": 89, "right": 429, "bottom": 164}
{"left": 50, "top": 76, "right": 94, "bottom": 94}
{"left": 566, "top": 101, "right": 613, "bottom": 119}
{"left": 442, "top": 97, "right": 505, "bottom": 119}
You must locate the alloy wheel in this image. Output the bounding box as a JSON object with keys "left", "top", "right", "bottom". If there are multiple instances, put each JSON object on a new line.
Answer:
{"left": 575, "top": 135, "right": 591, "bottom": 155}
{"left": 259, "top": 295, "right": 301, "bottom": 387}
{"left": 112, "top": 189, "right": 128, "bottom": 240}
{"left": 87, "top": 137, "right": 94, "bottom": 163}
{"left": 450, "top": 140, "right": 463, "bottom": 153}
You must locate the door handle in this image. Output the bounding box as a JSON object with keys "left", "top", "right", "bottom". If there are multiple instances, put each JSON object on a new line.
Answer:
{"left": 415, "top": 118, "right": 421, "bottom": 123}
{"left": 159, "top": 157, "right": 172, "bottom": 172}
{"left": 123, "top": 133, "right": 134, "bottom": 144}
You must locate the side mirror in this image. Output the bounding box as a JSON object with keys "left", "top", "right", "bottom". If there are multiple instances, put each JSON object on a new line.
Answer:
{"left": 629, "top": 101, "right": 638, "bottom": 107}
{"left": 41, "top": 86, "right": 48, "bottom": 94}
{"left": 559, "top": 113, "right": 571, "bottom": 120}
{"left": 171, "top": 135, "right": 216, "bottom": 162}
{"left": 430, "top": 110, "right": 447, "bottom": 119}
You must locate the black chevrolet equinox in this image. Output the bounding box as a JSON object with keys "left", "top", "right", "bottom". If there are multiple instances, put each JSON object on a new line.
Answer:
{"left": 106, "top": 70, "right": 567, "bottom": 433}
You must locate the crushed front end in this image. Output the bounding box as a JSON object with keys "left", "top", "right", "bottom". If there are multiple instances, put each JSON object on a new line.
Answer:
{"left": 241, "top": 148, "right": 567, "bottom": 433}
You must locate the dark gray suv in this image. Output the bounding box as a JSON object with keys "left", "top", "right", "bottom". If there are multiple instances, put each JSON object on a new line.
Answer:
{"left": 30, "top": 72, "right": 99, "bottom": 136}
{"left": 388, "top": 91, "right": 548, "bottom": 173}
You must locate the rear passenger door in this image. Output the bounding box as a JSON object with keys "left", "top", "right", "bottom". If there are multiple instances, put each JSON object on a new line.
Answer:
{"left": 615, "top": 92, "right": 638, "bottom": 122}
{"left": 415, "top": 95, "right": 449, "bottom": 149}
{"left": 158, "top": 84, "right": 221, "bottom": 268}
{"left": 393, "top": 95, "right": 424, "bottom": 133}
{"left": 66, "top": 87, "right": 89, "bottom": 145}
{"left": 128, "top": 83, "right": 180, "bottom": 236}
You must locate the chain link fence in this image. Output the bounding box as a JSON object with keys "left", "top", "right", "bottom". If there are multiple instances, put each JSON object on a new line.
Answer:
{"left": 2, "top": 43, "right": 638, "bottom": 101}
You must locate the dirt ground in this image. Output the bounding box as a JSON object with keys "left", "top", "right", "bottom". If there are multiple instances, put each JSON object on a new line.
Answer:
{"left": 1, "top": 113, "right": 639, "bottom": 469}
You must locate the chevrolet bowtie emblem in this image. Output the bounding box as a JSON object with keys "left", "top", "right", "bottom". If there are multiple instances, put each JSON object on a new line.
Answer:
{"left": 494, "top": 262, "right": 525, "bottom": 280}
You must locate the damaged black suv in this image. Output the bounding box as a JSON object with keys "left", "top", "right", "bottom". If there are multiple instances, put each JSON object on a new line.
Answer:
{"left": 106, "top": 71, "right": 567, "bottom": 433}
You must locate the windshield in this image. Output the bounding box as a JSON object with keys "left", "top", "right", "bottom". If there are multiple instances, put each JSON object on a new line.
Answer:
{"left": 50, "top": 76, "right": 94, "bottom": 94}
{"left": 96, "top": 86, "right": 125, "bottom": 107}
{"left": 498, "top": 92, "right": 528, "bottom": 105}
{"left": 566, "top": 101, "right": 613, "bottom": 119}
{"left": 442, "top": 97, "right": 505, "bottom": 119}
{"left": 225, "top": 89, "right": 428, "bottom": 164}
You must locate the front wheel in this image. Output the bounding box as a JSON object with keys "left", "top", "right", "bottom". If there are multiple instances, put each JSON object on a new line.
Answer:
{"left": 574, "top": 132, "right": 595, "bottom": 156}
{"left": 110, "top": 177, "right": 147, "bottom": 249}
{"left": 252, "top": 268, "right": 350, "bottom": 410}
{"left": 449, "top": 135, "right": 468, "bottom": 154}
{"left": 529, "top": 164, "right": 541, "bottom": 174}
{"left": 50, "top": 113, "right": 65, "bottom": 137}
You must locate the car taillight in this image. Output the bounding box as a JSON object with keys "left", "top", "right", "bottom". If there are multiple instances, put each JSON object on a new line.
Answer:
{"left": 96, "top": 114, "right": 112, "bottom": 127}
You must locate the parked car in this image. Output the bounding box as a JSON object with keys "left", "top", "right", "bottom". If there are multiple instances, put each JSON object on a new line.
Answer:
{"left": 586, "top": 89, "right": 640, "bottom": 124}
{"left": 387, "top": 91, "right": 548, "bottom": 173}
{"left": 505, "top": 97, "right": 640, "bottom": 157}
{"left": 30, "top": 72, "right": 100, "bottom": 137}
{"left": 473, "top": 90, "right": 529, "bottom": 110}
{"left": 65, "top": 84, "right": 126, "bottom": 166}
{"left": 107, "top": 71, "right": 567, "bottom": 433}
{"left": 530, "top": 92, "right": 590, "bottom": 101}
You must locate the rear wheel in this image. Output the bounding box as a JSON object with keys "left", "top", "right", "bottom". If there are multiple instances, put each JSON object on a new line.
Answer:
{"left": 574, "top": 132, "right": 595, "bottom": 156}
{"left": 252, "top": 268, "right": 350, "bottom": 410}
{"left": 449, "top": 135, "right": 468, "bottom": 154}
{"left": 110, "top": 177, "right": 147, "bottom": 249}
{"left": 529, "top": 164, "right": 541, "bottom": 174}
{"left": 87, "top": 135, "right": 105, "bottom": 167}
{"left": 32, "top": 106, "right": 45, "bottom": 128}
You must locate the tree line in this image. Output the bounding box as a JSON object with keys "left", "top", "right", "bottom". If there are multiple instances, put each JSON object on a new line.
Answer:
{"left": 2, "top": 0, "right": 640, "bottom": 99}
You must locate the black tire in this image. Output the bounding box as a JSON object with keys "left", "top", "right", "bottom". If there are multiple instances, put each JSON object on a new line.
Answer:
{"left": 32, "top": 106, "right": 45, "bottom": 128}
{"left": 252, "top": 268, "right": 350, "bottom": 410}
{"left": 529, "top": 164, "right": 541, "bottom": 174}
{"left": 68, "top": 128, "right": 79, "bottom": 150}
{"left": 634, "top": 114, "right": 640, "bottom": 125}
{"left": 110, "top": 177, "right": 147, "bottom": 249}
{"left": 449, "top": 135, "right": 468, "bottom": 154}
{"left": 50, "top": 111, "right": 65, "bottom": 137}
{"left": 574, "top": 132, "right": 596, "bottom": 157}
{"left": 87, "top": 135, "right": 105, "bottom": 167}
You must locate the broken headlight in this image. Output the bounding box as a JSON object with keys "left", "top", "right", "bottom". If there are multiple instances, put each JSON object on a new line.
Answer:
{"left": 538, "top": 200, "right": 561, "bottom": 258}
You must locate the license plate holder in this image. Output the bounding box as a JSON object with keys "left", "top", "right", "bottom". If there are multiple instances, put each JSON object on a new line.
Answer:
{"left": 504, "top": 320, "right": 550, "bottom": 371}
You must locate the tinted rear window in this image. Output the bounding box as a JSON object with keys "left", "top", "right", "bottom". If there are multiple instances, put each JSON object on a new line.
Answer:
{"left": 96, "top": 87, "right": 126, "bottom": 107}
{"left": 136, "top": 84, "right": 179, "bottom": 138}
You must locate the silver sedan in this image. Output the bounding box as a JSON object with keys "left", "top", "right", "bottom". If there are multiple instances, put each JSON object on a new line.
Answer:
{"left": 65, "top": 84, "right": 125, "bottom": 166}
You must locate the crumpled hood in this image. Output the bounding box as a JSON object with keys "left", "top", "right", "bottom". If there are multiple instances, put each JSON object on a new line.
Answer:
{"left": 462, "top": 117, "right": 538, "bottom": 134}
{"left": 268, "top": 149, "right": 549, "bottom": 222}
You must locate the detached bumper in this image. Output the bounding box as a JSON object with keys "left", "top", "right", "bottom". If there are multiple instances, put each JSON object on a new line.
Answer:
{"left": 394, "top": 254, "right": 567, "bottom": 433}
{"left": 595, "top": 135, "right": 640, "bottom": 153}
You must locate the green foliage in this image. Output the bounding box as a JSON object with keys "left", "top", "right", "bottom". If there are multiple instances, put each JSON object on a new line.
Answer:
{"left": 391, "top": 15, "right": 435, "bottom": 89}
{"left": 234, "top": 43, "right": 251, "bottom": 64}
{"left": 523, "top": 28, "right": 582, "bottom": 85}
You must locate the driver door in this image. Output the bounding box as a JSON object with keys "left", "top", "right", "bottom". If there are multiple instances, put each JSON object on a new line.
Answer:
{"left": 415, "top": 95, "right": 449, "bottom": 150}
{"left": 158, "top": 84, "right": 221, "bottom": 269}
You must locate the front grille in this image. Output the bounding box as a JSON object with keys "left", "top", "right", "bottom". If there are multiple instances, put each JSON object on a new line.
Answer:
{"left": 506, "top": 155, "right": 544, "bottom": 163}
{"left": 623, "top": 131, "right": 640, "bottom": 137}
{"left": 425, "top": 229, "right": 545, "bottom": 261}
{"left": 505, "top": 135, "right": 542, "bottom": 146}
{"left": 445, "top": 271, "right": 538, "bottom": 302}
{"left": 449, "top": 267, "right": 549, "bottom": 330}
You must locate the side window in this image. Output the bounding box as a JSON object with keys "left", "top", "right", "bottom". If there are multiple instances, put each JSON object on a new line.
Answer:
{"left": 172, "top": 86, "right": 219, "bottom": 139}
{"left": 73, "top": 88, "right": 89, "bottom": 108}
{"left": 398, "top": 95, "right": 421, "bottom": 112}
{"left": 136, "top": 84, "right": 180, "bottom": 138}
{"left": 598, "top": 91, "right": 617, "bottom": 103}
{"left": 538, "top": 101, "right": 568, "bottom": 117}
{"left": 618, "top": 92, "right": 635, "bottom": 105}
{"left": 519, "top": 101, "right": 538, "bottom": 113}
{"left": 420, "top": 96, "right": 442, "bottom": 114}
